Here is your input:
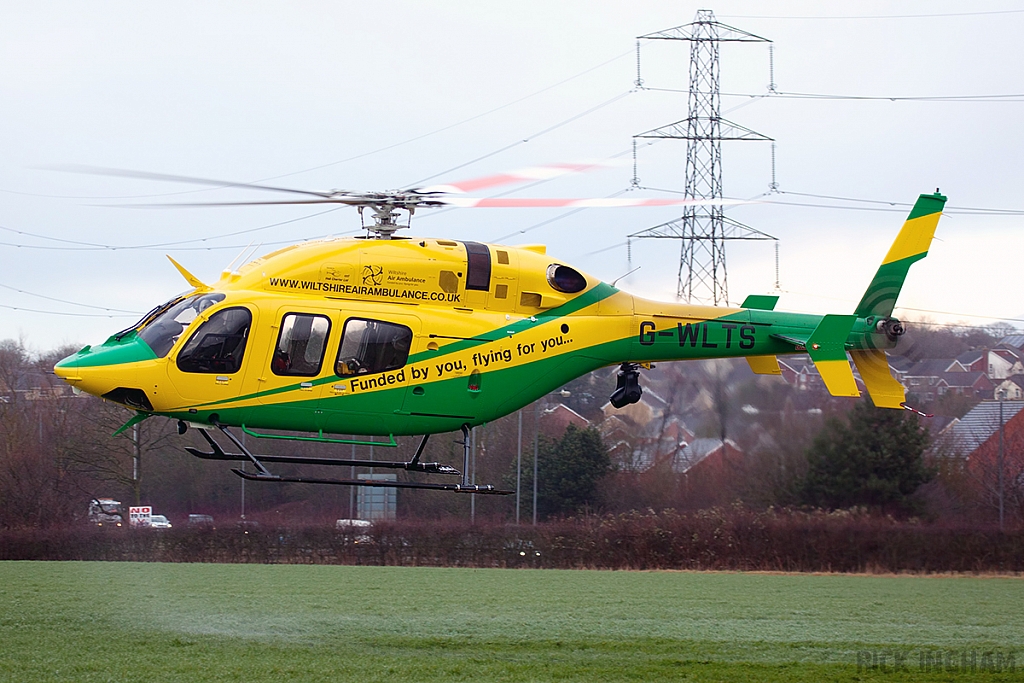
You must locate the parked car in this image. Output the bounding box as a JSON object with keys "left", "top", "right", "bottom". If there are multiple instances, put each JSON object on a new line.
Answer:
{"left": 149, "top": 514, "right": 172, "bottom": 529}
{"left": 187, "top": 514, "right": 214, "bottom": 529}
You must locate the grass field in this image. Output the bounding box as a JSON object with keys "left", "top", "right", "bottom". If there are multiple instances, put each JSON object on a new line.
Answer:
{"left": 0, "top": 562, "right": 1021, "bottom": 682}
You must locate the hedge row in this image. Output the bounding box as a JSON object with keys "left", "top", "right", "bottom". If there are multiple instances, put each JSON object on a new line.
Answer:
{"left": 2, "top": 508, "right": 1022, "bottom": 573}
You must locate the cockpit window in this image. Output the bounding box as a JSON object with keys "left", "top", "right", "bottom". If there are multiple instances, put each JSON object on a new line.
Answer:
{"left": 176, "top": 307, "right": 252, "bottom": 374}
{"left": 335, "top": 318, "right": 412, "bottom": 376}
{"left": 138, "top": 293, "right": 226, "bottom": 358}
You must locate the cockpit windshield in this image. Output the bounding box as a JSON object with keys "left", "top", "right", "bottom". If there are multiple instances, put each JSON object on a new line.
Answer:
{"left": 137, "top": 293, "right": 226, "bottom": 358}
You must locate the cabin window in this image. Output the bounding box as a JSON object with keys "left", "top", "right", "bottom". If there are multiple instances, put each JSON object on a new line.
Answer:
{"left": 335, "top": 318, "right": 412, "bottom": 376}
{"left": 138, "top": 293, "right": 225, "bottom": 358}
{"left": 271, "top": 313, "right": 331, "bottom": 376}
{"left": 176, "top": 307, "right": 252, "bottom": 374}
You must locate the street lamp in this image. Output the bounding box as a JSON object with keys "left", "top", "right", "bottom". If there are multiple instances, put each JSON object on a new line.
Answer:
{"left": 997, "top": 387, "right": 1006, "bottom": 532}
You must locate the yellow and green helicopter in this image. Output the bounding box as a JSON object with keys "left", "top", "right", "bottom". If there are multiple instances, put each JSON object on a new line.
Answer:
{"left": 52, "top": 165, "right": 945, "bottom": 494}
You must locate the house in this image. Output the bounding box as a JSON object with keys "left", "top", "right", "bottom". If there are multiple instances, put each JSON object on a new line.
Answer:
{"left": 903, "top": 359, "right": 968, "bottom": 402}
{"left": 672, "top": 437, "right": 741, "bottom": 474}
{"left": 600, "top": 387, "right": 670, "bottom": 425}
{"left": 934, "top": 400, "right": 1024, "bottom": 522}
{"left": 537, "top": 403, "right": 589, "bottom": 439}
{"left": 777, "top": 355, "right": 825, "bottom": 392}
{"left": 0, "top": 370, "right": 72, "bottom": 402}
{"left": 957, "top": 348, "right": 1024, "bottom": 380}
{"left": 994, "top": 376, "right": 1024, "bottom": 401}
{"left": 940, "top": 400, "right": 1024, "bottom": 457}
{"left": 991, "top": 347, "right": 1024, "bottom": 379}
{"left": 937, "top": 371, "right": 993, "bottom": 400}
{"left": 672, "top": 438, "right": 746, "bottom": 507}
{"left": 598, "top": 408, "right": 693, "bottom": 473}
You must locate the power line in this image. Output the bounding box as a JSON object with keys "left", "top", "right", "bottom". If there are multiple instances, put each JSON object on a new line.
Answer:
{"left": 750, "top": 90, "right": 1024, "bottom": 102}
{"left": 0, "top": 303, "right": 138, "bottom": 318}
{"left": 769, "top": 191, "right": 1024, "bottom": 216}
{"left": 777, "top": 288, "right": 1023, "bottom": 328}
{"left": 266, "top": 50, "right": 635, "bottom": 184}
{"left": 895, "top": 307, "right": 1024, "bottom": 326}
{"left": 0, "top": 283, "right": 138, "bottom": 314}
{"left": 405, "top": 90, "right": 633, "bottom": 187}
{"left": 2, "top": 51, "right": 636, "bottom": 201}
{"left": 0, "top": 207, "right": 347, "bottom": 251}
{"left": 721, "top": 9, "right": 1024, "bottom": 20}
{"left": 641, "top": 86, "right": 1024, "bottom": 102}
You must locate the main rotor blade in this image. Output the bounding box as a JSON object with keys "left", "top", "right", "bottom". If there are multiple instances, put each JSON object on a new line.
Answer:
{"left": 439, "top": 197, "right": 753, "bottom": 208}
{"left": 414, "top": 160, "right": 623, "bottom": 195}
{"left": 110, "top": 198, "right": 367, "bottom": 208}
{"left": 47, "top": 164, "right": 339, "bottom": 199}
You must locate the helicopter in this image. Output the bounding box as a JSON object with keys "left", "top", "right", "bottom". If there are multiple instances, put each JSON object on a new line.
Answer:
{"left": 52, "top": 163, "right": 946, "bottom": 495}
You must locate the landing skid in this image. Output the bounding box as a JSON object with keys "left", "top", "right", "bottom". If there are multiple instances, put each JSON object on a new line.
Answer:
{"left": 182, "top": 422, "right": 512, "bottom": 495}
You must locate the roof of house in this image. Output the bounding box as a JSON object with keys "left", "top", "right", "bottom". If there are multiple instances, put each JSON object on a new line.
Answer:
{"left": 888, "top": 355, "right": 917, "bottom": 373}
{"left": 672, "top": 438, "right": 725, "bottom": 473}
{"left": 956, "top": 349, "right": 985, "bottom": 366}
{"left": 539, "top": 403, "right": 589, "bottom": 437}
{"left": 672, "top": 437, "right": 745, "bottom": 473}
{"left": 778, "top": 355, "right": 816, "bottom": 374}
{"left": 992, "top": 347, "right": 1022, "bottom": 363}
{"left": 906, "top": 359, "right": 964, "bottom": 377}
{"left": 939, "top": 371, "right": 991, "bottom": 388}
{"left": 924, "top": 415, "right": 958, "bottom": 440}
{"left": 999, "top": 335, "right": 1024, "bottom": 350}
{"left": 948, "top": 400, "right": 1024, "bottom": 453}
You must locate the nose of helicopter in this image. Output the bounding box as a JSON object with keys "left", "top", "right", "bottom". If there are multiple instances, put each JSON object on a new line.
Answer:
{"left": 53, "top": 332, "right": 158, "bottom": 402}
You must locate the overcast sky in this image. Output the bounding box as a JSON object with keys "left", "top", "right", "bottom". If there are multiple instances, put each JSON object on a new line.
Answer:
{"left": 2, "top": 0, "right": 1023, "bottom": 353}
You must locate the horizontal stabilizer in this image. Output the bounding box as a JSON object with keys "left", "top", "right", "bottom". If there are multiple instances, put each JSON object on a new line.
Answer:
{"left": 746, "top": 355, "right": 782, "bottom": 375}
{"left": 741, "top": 294, "right": 779, "bottom": 310}
{"left": 806, "top": 314, "right": 860, "bottom": 398}
{"left": 770, "top": 333, "right": 809, "bottom": 348}
{"left": 850, "top": 349, "right": 905, "bottom": 409}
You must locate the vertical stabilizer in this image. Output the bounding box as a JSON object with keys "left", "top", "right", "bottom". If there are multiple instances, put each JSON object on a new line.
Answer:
{"left": 854, "top": 192, "right": 946, "bottom": 318}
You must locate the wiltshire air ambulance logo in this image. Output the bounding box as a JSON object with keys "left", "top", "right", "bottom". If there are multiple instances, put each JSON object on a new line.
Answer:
{"left": 362, "top": 265, "right": 383, "bottom": 286}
